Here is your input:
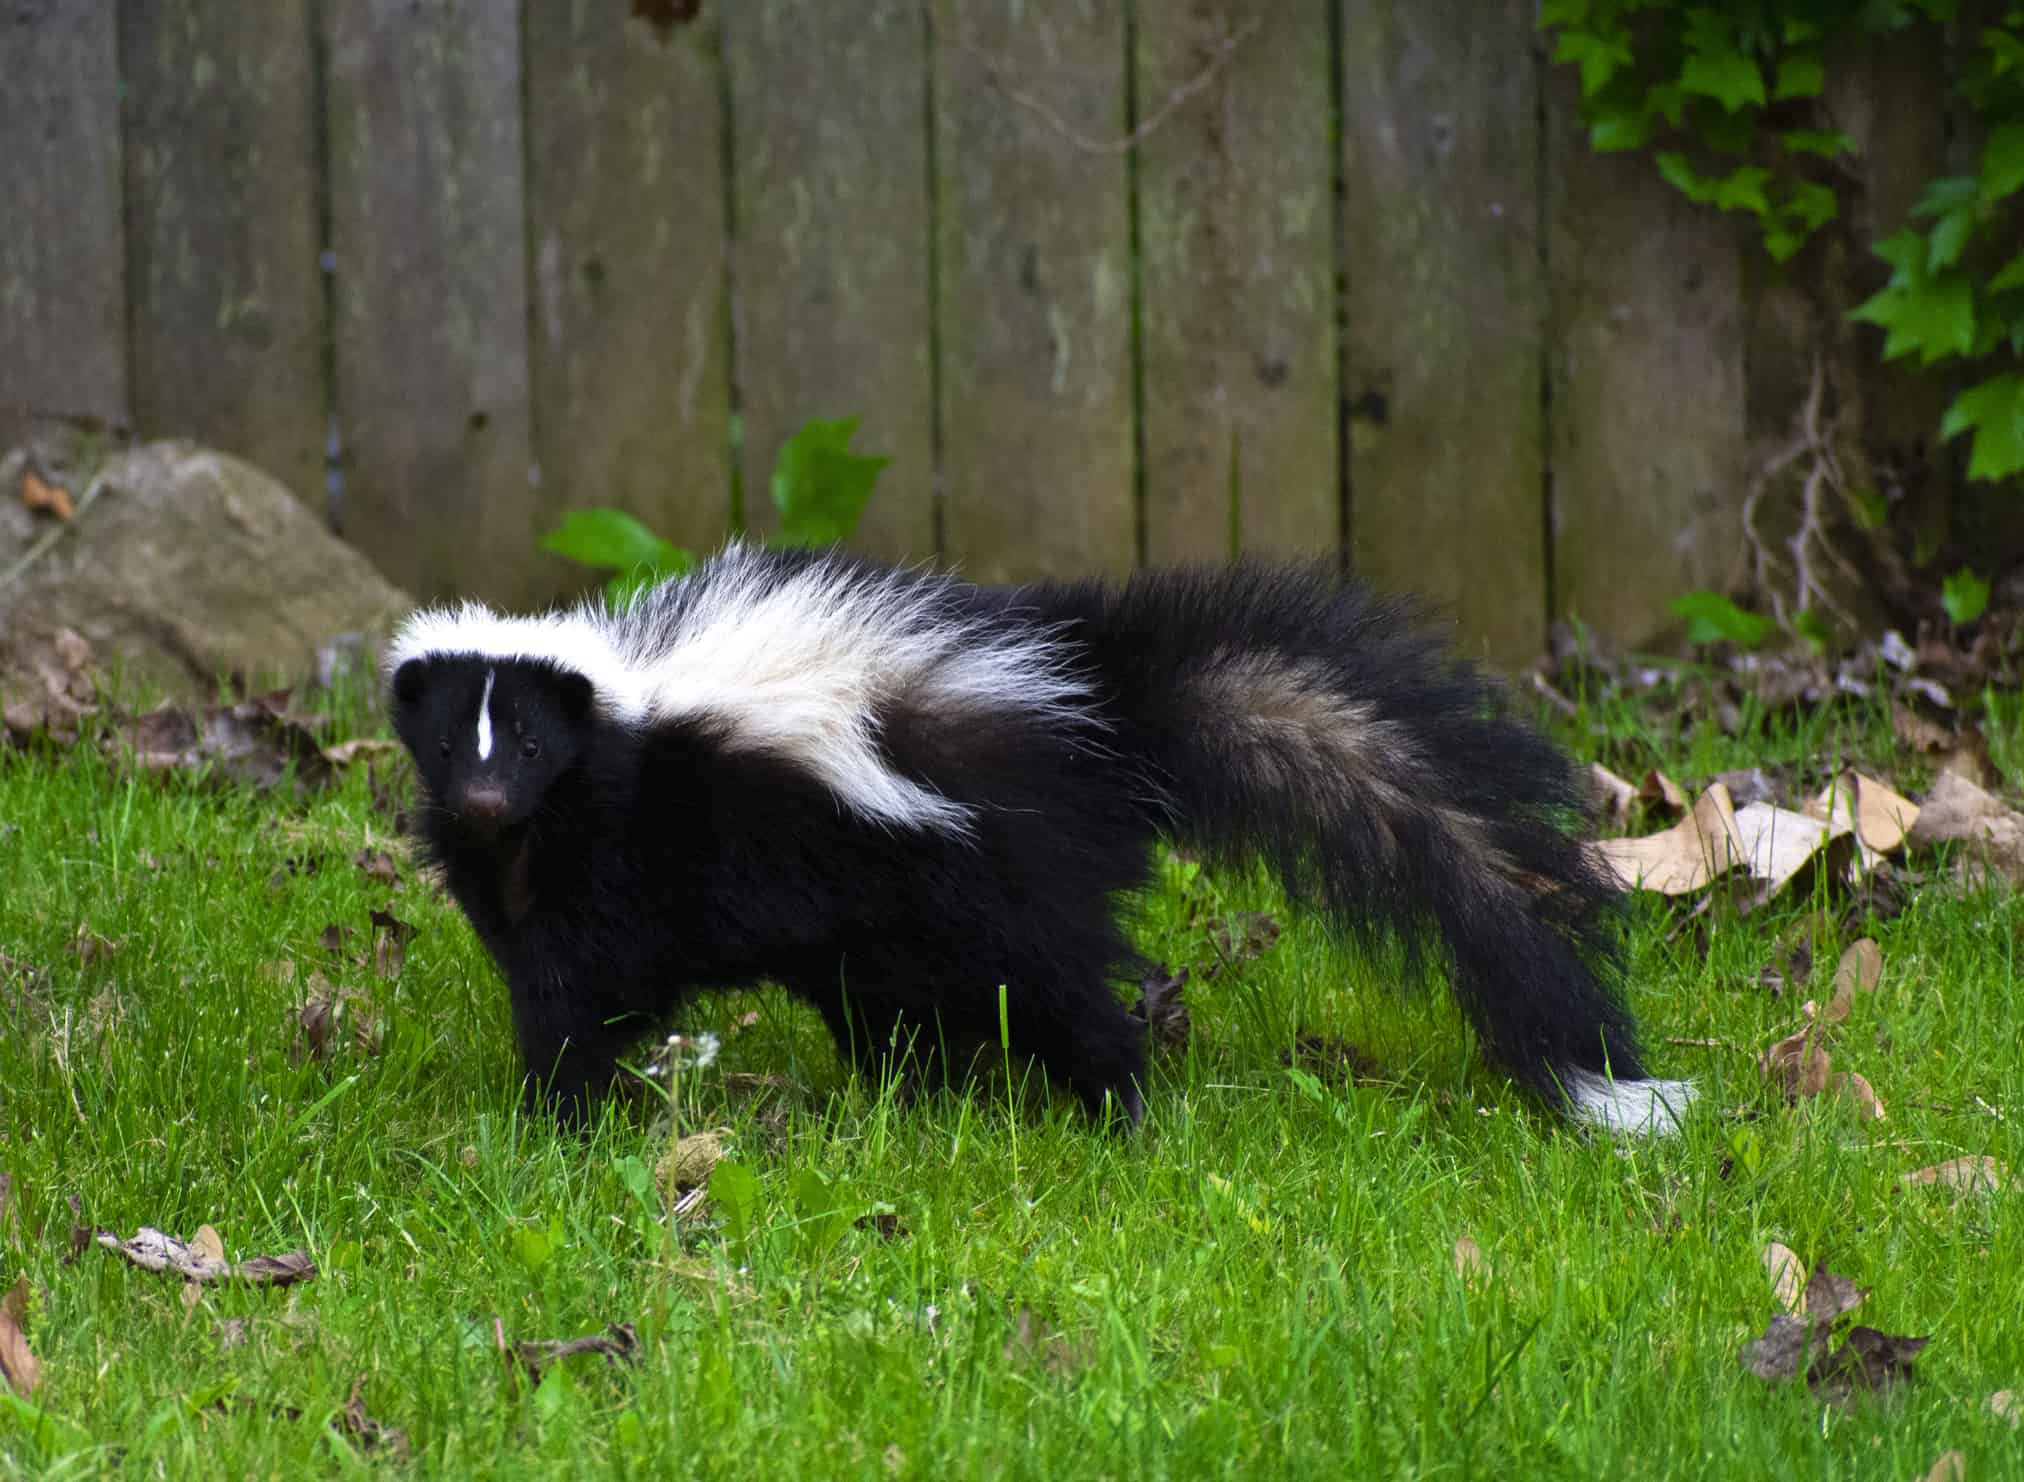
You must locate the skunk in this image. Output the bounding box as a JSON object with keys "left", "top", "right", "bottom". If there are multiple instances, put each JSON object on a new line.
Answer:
{"left": 386, "top": 543, "right": 1694, "bottom": 1135}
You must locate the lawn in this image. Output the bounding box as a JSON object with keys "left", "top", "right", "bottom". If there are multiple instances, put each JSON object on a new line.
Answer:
{"left": 1, "top": 677, "right": 2020, "bottom": 1479}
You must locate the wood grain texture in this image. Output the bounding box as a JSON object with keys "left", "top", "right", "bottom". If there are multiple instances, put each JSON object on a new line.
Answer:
{"left": 1138, "top": 2, "right": 1335, "bottom": 565}
{"left": 121, "top": 0, "right": 324, "bottom": 503}
{"left": 0, "top": 2, "right": 126, "bottom": 442}
{"left": 1546, "top": 70, "right": 1747, "bottom": 648}
{"left": 726, "top": 0, "right": 932, "bottom": 560}
{"left": 934, "top": 0, "right": 1135, "bottom": 584}
{"left": 1341, "top": 0, "right": 1544, "bottom": 667}
{"left": 525, "top": 0, "right": 730, "bottom": 589}
{"left": 323, "top": 0, "right": 533, "bottom": 604}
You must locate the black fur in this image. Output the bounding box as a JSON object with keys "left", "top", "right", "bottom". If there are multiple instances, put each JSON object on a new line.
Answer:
{"left": 390, "top": 551, "right": 1652, "bottom": 1128}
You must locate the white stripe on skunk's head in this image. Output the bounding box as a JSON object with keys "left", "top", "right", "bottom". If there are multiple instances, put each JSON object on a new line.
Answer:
{"left": 383, "top": 601, "right": 650, "bottom": 725}
{"left": 632, "top": 548, "right": 1096, "bottom": 836}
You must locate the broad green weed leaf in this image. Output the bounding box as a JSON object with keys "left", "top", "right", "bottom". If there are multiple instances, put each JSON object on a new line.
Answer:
{"left": 770, "top": 417, "right": 890, "bottom": 548}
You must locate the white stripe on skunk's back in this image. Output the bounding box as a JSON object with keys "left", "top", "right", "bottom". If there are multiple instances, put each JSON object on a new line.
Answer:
{"left": 624, "top": 546, "right": 1094, "bottom": 833}
{"left": 385, "top": 546, "right": 1097, "bottom": 836}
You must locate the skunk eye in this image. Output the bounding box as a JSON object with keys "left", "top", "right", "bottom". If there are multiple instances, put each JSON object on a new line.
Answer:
{"left": 438, "top": 736, "right": 452, "bottom": 758}
{"left": 521, "top": 737, "right": 541, "bottom": 760}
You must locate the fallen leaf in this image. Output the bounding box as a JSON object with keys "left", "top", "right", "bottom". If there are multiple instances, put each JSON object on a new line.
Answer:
{"left": 340, "top": 1374, "right": 409, "bottom": 1459}
{"left": 1900, "top": 1157, "right": 2018, "bottom": 1197}
{"left": 1834, "top": 1071, "right": 1886, "bottom": 1121}
{"left": 369, "top": 908, "right": 415, "bottom": 981}
{"left": 1918, "top": 1450, "right": 1966, "bottom": 1482}
{"left": 1003, "top": 1306, "right": 1089, "bottom": 1379}
{"left": 1454, "top": 1235, "right": 1487, "bottom": 1287}
{"left": 1809, "top": 1325, "right": 1929, "bottom": 1403}
{"left": 70, "top": 924, "right": 117, "bottom": 966}
{"left": 1592, "top": 783, "right": 1745, "bottom": 894}
{"left": 0, "top": 1276, "right": 40, "bottom": 1396}
{"left": 318, "top": 923, "right": 354, "bottom": 955}
{"left": 1906, "top": 771, "right": 2024, "bottom": 884}
{"left": 1801, "top": 1265, "right": 1866, "bottom": 1323}
{"left": 1589, "top": 763, "right": 1636, "bottom": 827}
{"left": 20, "top": 466, "right": 74, "bottom": 520}
{"left": 1762, "top": 1022, "right": 1833, "bottom": 1100}
{"left": 115, "top": 700, "right": 336, "bottom": 793}
{"left": 855, "top": 1212, "right": 908, "bottom": 1240}
{"left": 1992, "top": 1389, "right": 2021, "bottom": 1428}
{"left": 96, "top": 1226, "right": 317, "bottom": 1286}
{"left": 353, "top": 849, "right": 400, "bottom": 888}
{"left": 509, "top": 1322, "right": 639, "bottom": 1386}
{"left": 1639, "top": 769, "right": 1691, "bottom": 814}
{"left": 1731, "top": 800, "right": 1853, "bottom": 900}
{"left": 1740, "top": 1312, "right": 1828, "bottom": 1382}
{"left": 1825, "top": 939, "right": 1883, "bottom": 1023}
{"left": 322, "top": 738, "right": 402, "bottom": 767}
{"left": 1893, "top": 702, "right": 1955, "bottom": 753}
{"left": 1129, "top": 967, "right": 1191, "bottom": 1052}
{"left": 1762, "top": 1242, "right": 1805, "bottom": 1313}
{"left": 215, "top": 1317, "right": 250, "bottom": 1351}
{"left": 1713, "top": 767, "right": 1780, "bottom": 808}
{"left": 1207, "top": 912, "right": 1280, "bottom": 972}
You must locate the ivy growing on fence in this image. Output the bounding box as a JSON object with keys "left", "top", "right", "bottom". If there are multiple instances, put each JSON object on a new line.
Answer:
{"left": 1539, "top": 1, "right": 2024, "bottom": 483}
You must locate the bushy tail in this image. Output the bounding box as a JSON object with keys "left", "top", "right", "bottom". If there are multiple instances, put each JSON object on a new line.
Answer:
{"left": 1031, "top": 561, "right": 1693, "bottom": 1135}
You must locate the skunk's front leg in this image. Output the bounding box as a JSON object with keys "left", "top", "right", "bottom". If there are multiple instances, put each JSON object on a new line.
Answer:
{"left": 507, "top": 965, "right": 627, "bottom": 1126}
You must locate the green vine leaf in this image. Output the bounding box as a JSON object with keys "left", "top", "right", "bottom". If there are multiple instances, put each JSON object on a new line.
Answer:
{"left": 1680, "top": 49, "right": 1768, "bottom": 113}
{"left": 1941, "top": 567, "right": 1992, "bottom": 626}
{"left": 1773, "top": 54, "right": 1826, "bottom": 99}
{"left": 1940, "top": 373, "right": 2024, "bottom": 480}
{"left": 1671, "top": 591, "right": 1775, "bottom": 648}
{"left": 1989, "top": 251, "right": 2024, "bottom": 294}
{"left": 1983, "top": 121, "right": 2024, "bottom": 200}
{"left": 1555, "top": 29, "right": 1635, "bottom": 98}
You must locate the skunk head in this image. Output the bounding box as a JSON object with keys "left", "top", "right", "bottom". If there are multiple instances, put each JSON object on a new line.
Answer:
{"left": 390, "top": 655, "right": 595, "bottom": 837}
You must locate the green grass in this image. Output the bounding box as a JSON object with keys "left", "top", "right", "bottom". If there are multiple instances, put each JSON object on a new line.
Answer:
{"left": 2, "top": 686, "right": 2021, "bottom": 1479}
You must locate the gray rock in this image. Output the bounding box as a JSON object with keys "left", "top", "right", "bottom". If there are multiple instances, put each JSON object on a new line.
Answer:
{"left": 1, "top": 437, "right": 412, "bottom": 700}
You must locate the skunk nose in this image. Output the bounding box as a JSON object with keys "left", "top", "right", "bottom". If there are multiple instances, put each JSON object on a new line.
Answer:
{"left": 458, "top": 783, "right": 511, "bottom": 829}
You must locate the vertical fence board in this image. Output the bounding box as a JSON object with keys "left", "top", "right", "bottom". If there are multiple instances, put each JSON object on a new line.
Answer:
{"left": 726, "top": 1, "right": 932, "bottom": 560}
{"left": 0, "top": 3, "right": 126, "bottom": 443}
{"left": 324, "top": 0, "right": 532, "bottom": 604}
{"left": 121, "top": 0, "right": 323, "bottom": 503}
{"left": 1138, "top": 4, "right": 1335, "bottom": 564}
{"left": 1342, "top": 0, "right": 1544, "bottom": 666}
{"left": 935, "top": 0, "right": 1134, "bottom": 583}
{"left": 1546, "top": 73, "right": 1746, "bottom": 646}
{"left": 525, "top": 1, "right": 729, "bottom": 585}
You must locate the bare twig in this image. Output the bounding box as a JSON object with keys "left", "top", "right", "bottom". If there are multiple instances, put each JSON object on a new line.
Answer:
{"left": 953, "top": 18, "right": 1263, "bottom": 156}
{"left": 1739, "top": 354, "right": 1867, "bottom": 634}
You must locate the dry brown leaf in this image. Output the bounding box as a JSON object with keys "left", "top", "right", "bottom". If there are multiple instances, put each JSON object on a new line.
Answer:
{"left": 0, "top": 1276, "right": 39, "bottom": 1396}
{"left": 70, "top": 924, "right": 117, "bottom": 966}
{"left": 1834, "top": 1071, "right": 1886, "bottom": 1122}
{"left": 1762, "top": 1242, "right": 1805, "bottom": 1313}
{"left": 20, "top": 466, "right": 74, "bottom": 520}
{"left": 322, "top": 738, "right": 403, "bottom": 767}
{"left": 1731, "top": 801, "right": 1850, "bottom": 898}
{"left": 1589, "top": 764, "right": 1637, "bottom": 828}
{"left": 96, "top": 1226, "right": 317, "bottom": 1286}
{"left": 1918, "top": 1449, "right": 1966, "bottom": 1482}
{"left": 340, "top": 1374, "right": 410, "bottom": 1459}
{"left": 1825, "top": 939, "right": 1883, "bottom": 1024}
{"left": 1003, "top": 1306, "right": 1090, "bottom": 1379}
{"left": 1907, "top": 771, "right": 2024, "bottom": 883}
{"left": 1591, "top": 783, "right": 1744, "bottom": 894}
{"left": 1802, "top": 1266, "right": 1866, "bottom": 1323}
{"left": 369, "top": 908, "right": 414, "bottom": 982}
{"left": 1130, "top": 967, "right": 1191, "bottom": 1051}
{"left": 1992, "top": 1389, "right": 2021, "bottom": 1429}
{"left": 509, "top": 1322, "right": 639, "bottom": 1386}
{"left": 1454, "top": 1235, "right": 1486, "bottom": 1286}
{"left": 1762, "top": 1022, "right": 1834, "bottom": 1100}
{"left": 1639, "top": 769, "right": 1690, "bottom": 814}
{"left": 353, "top": 848, "right": 400, "bottom": 887}
{"left": 1900, "top": 1157, "right": 2018, "bottom": 1197}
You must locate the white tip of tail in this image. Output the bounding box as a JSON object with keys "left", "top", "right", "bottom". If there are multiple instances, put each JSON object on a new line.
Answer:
{"left": 1565, "top": 1071, "right": 1698, "bottom": 1138}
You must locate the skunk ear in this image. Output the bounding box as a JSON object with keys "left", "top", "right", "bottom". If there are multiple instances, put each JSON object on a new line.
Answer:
{"left": 391, "top": 658, "right": 428, "bottom": 706}
{"left": 556, "top": 670, "right": 595, "bottom": 719}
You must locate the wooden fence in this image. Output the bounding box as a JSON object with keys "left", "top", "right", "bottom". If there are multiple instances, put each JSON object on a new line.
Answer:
{"left": 0, "top": 2, "right": 1969, "bottom": 665}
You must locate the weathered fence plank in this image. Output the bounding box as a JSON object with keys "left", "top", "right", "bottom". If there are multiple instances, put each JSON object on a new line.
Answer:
{"left": 934, "top": 0, "right": 1135, "bottom": 583}
{"left": 1138, "top": 3, "right": 1336, "bottom": 565}
{"left": 525, "top": 0, "right": 730, "bottom": 584}
{"left": 0, "top": 3, "right": 126, "bottom": 443}
{"left": 1546, "top": 72, "right": 1747, "bottom": 647}
{"left": 1341, "top": 0, "right": 1545, "bottom": 667}
{"left": 323, "top": 0, "right": 533, "bottom": 604}
{"left": 726, "top": 1, "right": 933, "bottom": 561}
{"left": 121, "top": 0, "right": 324, "bottom": 504}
